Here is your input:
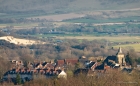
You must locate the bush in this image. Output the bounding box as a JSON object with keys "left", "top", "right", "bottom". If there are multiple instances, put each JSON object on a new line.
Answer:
{"left": 23, "top": 70, "right": 140, "bottom": 86}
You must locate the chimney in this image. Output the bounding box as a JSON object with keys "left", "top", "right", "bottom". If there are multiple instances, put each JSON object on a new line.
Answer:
{"left": 64, "top": 59, "right": 66, "bottom": 63}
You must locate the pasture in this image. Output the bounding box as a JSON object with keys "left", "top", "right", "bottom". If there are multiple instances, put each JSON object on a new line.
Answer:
{"left": 63, "top": 16, "right": 140, "bottom": 23}
{"left": 113, "top": 44, "right": 140, "bottom": 52}
{"left": 0, "top": 23, "right": 39, "bottom": 29}
{"left": 57, "top": 36, "right": 140, "bottom": 42}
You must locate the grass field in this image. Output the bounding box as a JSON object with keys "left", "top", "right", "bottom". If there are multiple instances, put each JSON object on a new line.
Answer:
{"left": 113, "top": 44, "right": 140, "bottom": 52}
{"left": 56, "top": 35, "right": 140, "bottom": 52}
{"left": 0, "top": 23, "right": 39, "bottom": 29}
{"left": 64, "top": 16, "right": 140, "bottom": 23}
{"left": 0, "top": 12, "right": 48, "bottom": 19}
{"left": 32, "top": 33, "right": 140, "bottom": 52}
{"left": 29, "top": 13, "right": 85, "bottom": 21}
{"left": 33, "top": 33, "right": 140, "bottom": 43}
{"left": 57, "top": 36, "right": 140, "bottom": 42}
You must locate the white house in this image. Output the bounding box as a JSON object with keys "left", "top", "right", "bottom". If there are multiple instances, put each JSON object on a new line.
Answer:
{"left": 58, "top": 70, "right": 67, "bottom": 79}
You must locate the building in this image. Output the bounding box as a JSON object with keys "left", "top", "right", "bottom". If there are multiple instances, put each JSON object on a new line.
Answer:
{"left": 104, "top": 47, "right": 126, "bottom": 68}
{"left": 1, "top": 61, "right": 66, "bottom": 84}
{"left": 116, "top": 47, "right": 126, "bottom": 66}
{"left": 58, "top": 70, "right": 67, "bottom": 79}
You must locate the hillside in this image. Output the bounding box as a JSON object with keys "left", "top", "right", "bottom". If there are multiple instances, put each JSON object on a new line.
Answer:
{"left": 0, "top": 0, "right": 140, "bottom": 15}
{"left": 0, "top": 36, "right": 44, "bottom": 45}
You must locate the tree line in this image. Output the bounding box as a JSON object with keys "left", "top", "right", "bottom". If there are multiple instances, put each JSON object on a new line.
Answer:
{"left": 14, "top": 23, "right": 140, "bottom": 36}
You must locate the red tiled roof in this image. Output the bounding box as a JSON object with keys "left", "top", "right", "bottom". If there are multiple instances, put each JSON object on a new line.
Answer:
{"left": 65, "top": 59, "right": 78, "bottom": 65}
{"left": 57, "top": 59, "right": 78, "bottom": 66}
{"left": 57, "top": 60, "right": 65, "bottom": 65}
{"left": 46, "top": 63, "right": 54, "bottom": 69}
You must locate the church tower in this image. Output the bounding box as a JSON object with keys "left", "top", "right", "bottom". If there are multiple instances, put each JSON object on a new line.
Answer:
{"left": 116, "top": 47, "right": 126, "bottom": 66}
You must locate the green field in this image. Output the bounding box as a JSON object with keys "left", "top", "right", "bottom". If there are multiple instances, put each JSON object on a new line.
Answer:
{"left": 64, "top": 16, "right": 140, "bottom": 23}
{"left": 0, "top": 23, "right": 39, "bottom": 29}
{"left": 32, "top": 33, "right": 140, "bottom": 43}
{"left": 32, "top": 33, "right": 140, "bottom": 51}
{"left": 56, "top": 35, "right": 140, "bottom": 51}
{"left": 0, "top": 12, "right": 48, "bottom": 19}
{"left": 56, "top": 36, "right": 140, "bottom": 42}
{"left": 113, "top": 44, "right": 140, "bottom": 52}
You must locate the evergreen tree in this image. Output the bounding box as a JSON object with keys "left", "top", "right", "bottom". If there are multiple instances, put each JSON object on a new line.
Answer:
{"left": 74, "top": 62, "right": 83, "bottom": 70}
{"left": 136, "top": 57, "right": 140, "bottom": 64}
{"left": 16, "top": 73, "right": 22, "bottom": 85}
{"left": 125, "top": 52, "right": 133, "bottom": 66}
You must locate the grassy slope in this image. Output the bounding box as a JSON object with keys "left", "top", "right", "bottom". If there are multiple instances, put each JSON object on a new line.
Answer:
{"left": 113, "top": 44, "right": 140, "bottom": 52}
{"left": 56, "top": 36, "right": 140, "bottom": 42}
{"left": 0, "top": 23, "right": 39, "bottom": 29}
{"left": 64, "top": 16, "right": 140, "bottom": 23}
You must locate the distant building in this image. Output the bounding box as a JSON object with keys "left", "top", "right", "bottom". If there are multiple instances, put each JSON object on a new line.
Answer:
{"left": 116, "top": 47, "right": 126, "bottom": 66}
{"left": 58, "top": 70, "right": 67, "bottom": 79}
{"left": 2, "top": 61, "right": 67, "bottom": 84}
{"left": 104, "top": 47, "right": 126, "bottom": 68}
{"left": 2, "top": 69, "right": 33, "bottom": 84}
{"left": 56, "top": 59, "right": 78, "bottom": 68}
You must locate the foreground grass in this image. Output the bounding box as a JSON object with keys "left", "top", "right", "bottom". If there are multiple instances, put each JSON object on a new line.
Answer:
{"left": 22, "top": 70, "right": 140, "bottom": 86}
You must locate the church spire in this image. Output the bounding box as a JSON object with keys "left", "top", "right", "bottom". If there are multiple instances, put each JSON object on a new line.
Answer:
{"left": 116, "top": 47, "right": 125, "bottom": 66}
{"left": 118, "top": 47, "right": 122, "bottom": 53}
{"left": 116, "top": 47, "right": 123, "bottom": 55}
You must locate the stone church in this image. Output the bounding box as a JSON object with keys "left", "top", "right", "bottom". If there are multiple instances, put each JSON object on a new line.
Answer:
{"left": 104, "top": 47, "right": 126, "bottom": 68}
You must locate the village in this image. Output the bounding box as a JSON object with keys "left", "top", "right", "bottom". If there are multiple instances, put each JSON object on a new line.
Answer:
{"left": 1, "top": 47, "right": 139, "bottom": 85}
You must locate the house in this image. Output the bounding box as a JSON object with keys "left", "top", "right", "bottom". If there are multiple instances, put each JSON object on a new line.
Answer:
{"left": 58, "top": 70, "right": 67, "bottom": 79}
{"left": 78, "top": 56, "right": 89, "bottom": 66}
{"left": 65, "top": 59, "right": 78, "bottom": 65}
{"left": 56, "top": 57, "right": 90, "bottom": 68}
{"left": 33, "top": 61, "right": 55, "bottom": 70}
{"left": 35, "top": 62, "right": 43, "bottom": 69}
{"left": 95, "top": 64, "right": 104, "bottom": 71}
{"left": 43, "top": 62, "right": 55, "bottom": 69}
{"left": 10, "top": 60, "right": 24, "bottom": 67}
{"left": 56, "top": 59, "right": 78, "bottom": 68}
{"left": 2, "top": 67, "right": 66, "bottom": 84}
{"left": 122, "top": 68, "right": 133, "bottom": 73}
{"left": 86, "top": 62, "right": 98, "bottom": 71}
{"left": 74, "top": 68, "right": 89, "bottom": 76}
{"left": 2, "top": 60, "right": 67, "bottom": 84}
{"left": 2, "top": 68, "right": 33, "bottom": 84}
{"left": 56, "top": 60, "right": 65, "bottom": 67}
